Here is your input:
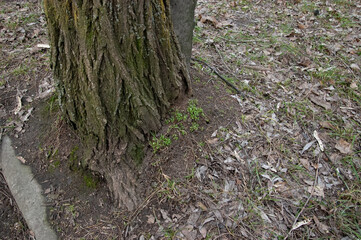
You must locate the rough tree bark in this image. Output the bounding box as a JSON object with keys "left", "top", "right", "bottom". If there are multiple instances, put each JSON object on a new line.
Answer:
{"left": 44, "top": 0, "right": 195, "bottom": 210}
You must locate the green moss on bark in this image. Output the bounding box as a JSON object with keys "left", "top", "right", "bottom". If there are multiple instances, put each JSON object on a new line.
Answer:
{"left": 130, "top": 144, "right": 145, "bottom": 166}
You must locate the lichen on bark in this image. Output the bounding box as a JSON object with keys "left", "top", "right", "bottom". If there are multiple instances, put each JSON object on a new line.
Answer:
{"left": 44, "top": 0, "right": 191, "bottom": 210}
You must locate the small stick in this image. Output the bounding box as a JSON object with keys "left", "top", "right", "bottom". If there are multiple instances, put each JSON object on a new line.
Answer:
{"left": 219, "top": 36, "right": 270, "bottom": 43}
{"left": 192, "top": 58, "right": 243, "bottom": 96}
{"left": 337, "top": 56, "right": 358, "bottom": 80}
{"left": 242, "top": 65, "right": 271, "bottom": 72}
{"left": 127, "top": 185, "right": 161, "bottom": 224}
{"left": 213, "top": 43, "right": 236, "bottom": 77}
{"left": 284, "top": 156, "right": 320, "bottom": 239}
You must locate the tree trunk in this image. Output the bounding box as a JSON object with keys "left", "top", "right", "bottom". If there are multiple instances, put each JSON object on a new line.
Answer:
{"left": 170, "top": 0, "right": 197, "bottom": 65}
{"left": 44, "top": 0, "right": 191, "bottom": 210}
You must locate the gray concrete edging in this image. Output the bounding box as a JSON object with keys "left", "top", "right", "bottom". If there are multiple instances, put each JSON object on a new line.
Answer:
{"left": 0, "top": 135, "right": 57, "bottom": 240}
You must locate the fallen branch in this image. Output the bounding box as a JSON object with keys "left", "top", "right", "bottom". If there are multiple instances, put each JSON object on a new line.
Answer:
{"left": 191, "top": 58, "right": 243, "bottom": 96}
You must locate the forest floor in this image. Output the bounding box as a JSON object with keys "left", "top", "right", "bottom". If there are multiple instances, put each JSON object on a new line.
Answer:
{"left": 0, "top": 0, "right": 360, "bottom": 239}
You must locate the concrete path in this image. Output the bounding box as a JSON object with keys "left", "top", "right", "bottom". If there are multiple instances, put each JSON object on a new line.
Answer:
{"left": 0, "top": 136, "right": 57, "bottom": 240}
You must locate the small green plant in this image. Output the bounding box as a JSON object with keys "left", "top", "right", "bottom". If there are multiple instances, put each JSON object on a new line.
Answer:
{"left": 172, "top": 134, "right": 178, "bottom": 140}
{"left": 187, "top": 99, "right": 204, "bottom": 121}
{"left": 163, "top": 227, "right": 177, "bottom": 239}
{"left": 168, "top": 123, "right": 187, "bottom": 135}
{"left": 150, "top": 134, "right": 171, "bottom": 153}
{"left": 48, "top": 159, "right": 61, "bottom": 172}
{"left": 175, "top": 110, "right": 187, "bottom": 122}
{"left": 45, "top": 147, "right": 59, "bottom": 161}
{"left": 185, "top": 167, "right": 195, "bottom": 180}
{"left": 190, "top": 122, "right": 199, "bottom": 132}
{"left": 42, "top": 93, "right": 60, "bottom": 117}
{"left": 194, "top": 76, "right": 201, "bottom": 83}
{"left": 158, "top": 177, "right": 180, "bottom": 200}
{"left": 65, "top": 204, "right": 77, "bottom": 217}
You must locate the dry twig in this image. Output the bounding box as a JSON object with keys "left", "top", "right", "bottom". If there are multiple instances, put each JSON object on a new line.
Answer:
{"left": 219, "top": 36, "right": 270, "bottom": 43}
{"left": 284, "top": 156, "right": 321, "bottom": 239}
{"left": 242, "top": 65, "right": 272, "bottom": 72}
{"left": 192, "top": 58, "right": 243, "bottom": 96}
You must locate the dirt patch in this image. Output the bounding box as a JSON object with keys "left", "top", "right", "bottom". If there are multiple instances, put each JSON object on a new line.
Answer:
{"left": 7, "top": 66, "right": 241, "bottom": 239}
{"left": 9, "top": 101, "right": 118, "bottom": 238}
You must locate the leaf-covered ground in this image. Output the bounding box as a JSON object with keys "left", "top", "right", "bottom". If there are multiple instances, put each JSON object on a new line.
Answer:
{"left": 0, "top": 0, "right": 360, "bottom": 239}
{"left": 188, "top": 0, "right": 361, "bottom": 239}
{"left": 190, "top": 1, "right": 361, "bottom": 239}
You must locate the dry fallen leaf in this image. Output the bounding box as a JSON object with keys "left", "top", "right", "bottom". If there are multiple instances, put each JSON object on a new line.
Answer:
{"left": 313, "top": 215, "right": 330, "bottom": 234}
{"left": 146, "top": 215, "right": 155, "bottom": 224}
{"left": 319, "top": 121, "right": 334, "bottom": 129}
{"left": 199, "top": 227, "right": 207, "bottom": 238}
{"left": 206, "top": 138, "right": 218, "bottom": 145}
{"left": 216, "top": 20, "right": 233, "bottom": 28}
{"left": 297, "top": 23, "right": 306, "bottom": 29}
{"left": 300, "top": 140, "right": 316, "bottom": 154}
{"left": 17, "top": 156, "right": 26, "bottom": 164}
{"left": 313, "top": 130, "right": 324, "bottom": 152}
{"left": 274, "top": 181, "right": 288, "bottom": 192}
{"left": 335, "top": 139, "right": 352, "bottom": 154}
{"left": 37, "top": 43, "right": 50, "bottom": 49}
{"left": 311, "top": 162, "right": 320, "bottom": 170}
{"left": 211, "top": 130, "right": 218, "bottom": 138}
{"left": 330, "top": 153, "right": 342, "bottom": 163}
{"left": 298, "top": 58, "right": 312, "bottom": 67}
{"left": 309, "top": 95, "right": 332, "bottom": 110}
{"left": 350, "top": 82, "right": 358, "bottom": 89}
{"left": 232, "top": 150, "right": 244, "bottom": 163}
{"left": 160, "top": 209, "right": 171, "bottom": 222}
{"left": 197, "top": 202, "right": 208, "bottom": 211}
{"left": 20, "top": 107, "right": 33, "bottom": 122}
{"left": 291, "top": 219, "right": 312, "bottom": 231}
{"left": 308, "top": 185, "right": 325, "bottom": 197}
{"left": 350, "top": 63, "right": 360, "bottom": 71}
{"left": 14, "top": 95, "right": 22, "bottom": 115}
{"left": 299, "top": 158, "right": 311, "bottom": 171}
{"left": 200, "top": 15, "right": 219, "bottom": 28}
{"left": 304, "top": 179, "right": 314, "bottom": 186}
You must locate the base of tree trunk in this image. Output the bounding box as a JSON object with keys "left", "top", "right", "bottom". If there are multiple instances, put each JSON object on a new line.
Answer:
{"left": 44, "top": 0, "right": 193, "bottom": 210}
